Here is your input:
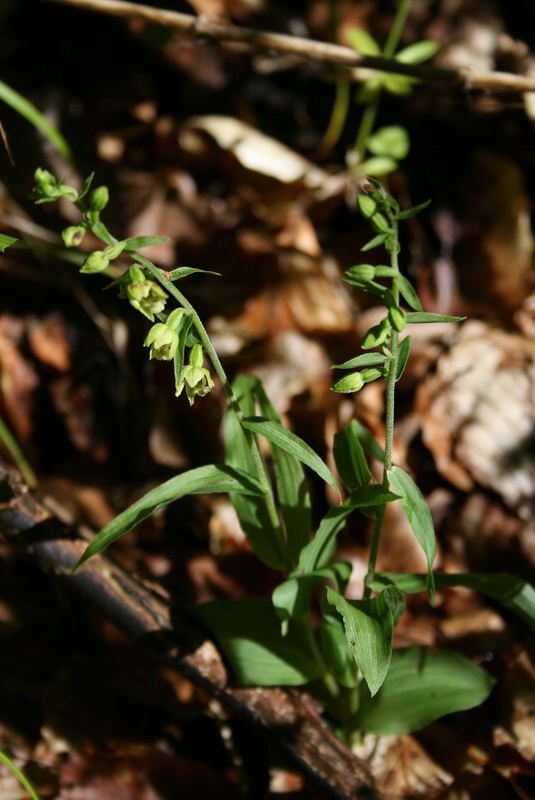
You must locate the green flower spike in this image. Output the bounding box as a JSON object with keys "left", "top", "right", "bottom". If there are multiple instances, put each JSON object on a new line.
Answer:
{"left": 124, "top": 266, "right": 167, "bottom": 321}
{"left": 143, "top": 309, "right": 186, "bottom": 361}
{"left": 176, "top": 343, "right": 214, "bottom": 405}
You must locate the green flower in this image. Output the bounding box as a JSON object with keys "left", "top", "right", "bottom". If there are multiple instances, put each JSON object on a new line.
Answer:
{"left": 144, "top": 321, "right": 180, "bottom": 361}
{"left": 62, "top": 225, "right": 86, "bottom": 247}
{"left": 176, "top": 344, "right": 214, "bottom": 404}
{"left": 126, "top": 276, "right": 167, "bottom": 321}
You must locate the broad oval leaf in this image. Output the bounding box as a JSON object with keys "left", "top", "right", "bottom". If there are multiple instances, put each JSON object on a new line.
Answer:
{"left": 346, "top": 27, "right": 382, "bottom": 56}
{"left": 194, "top": 597, "right": 324, "bottom": 686}
{"left": 327, "top": 586, "right": 404, "bottom": 696}
{"left": 367, "top": 126, "right": 410, "bottom": 160}
{"left": 242, "top": 416, "right": 340, "bottom": 498}
{"left": 357, "top": 156, "right": 398, "bottom": 177}
{"left": 74, "top": 464, "right": 265, "bottom": 571}
{"left": 396, "top": 40, "right": 440, "bottom": 64}
{"left": 387, "top": 465, "right": 436, "bottom": 603}
{"left": 354, "top": 647, "right": 495, "bottom": 734}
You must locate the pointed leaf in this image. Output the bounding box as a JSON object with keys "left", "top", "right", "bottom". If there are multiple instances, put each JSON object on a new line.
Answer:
{"left": 373, "top": 572, "right": 535, "bottom": 633}
{"left": 0, "top": 233, "right": 18, "bottom": 253}
{"left": 397, "top": 276, "right": 423, "bottom": 311}
{"left": 351, "top": 419, "right": 385, "bottom": 462}
{"left": 168, "top": 266, "right": 222, "bottom": 280}
{"left": 361, "top": 233, "right": 389, "bottom": 252}
{"left": 396, "top": 40, "right": 440, "bottom": 64}
{"left": 319, "top": 614, "right": 359, "bottom": 688}
{"left": 242, "top": 416, "right": 340, "bottom": 498}
{"left": 254, "top": 381, "right": 312, "bottom": 566}
{"left": 406, "top": 312, "right": 465, "bottom": 323}
{"left": 387, "top": 466, "right": 436, "bottom": 603}
{"left": 297, "top": 504, "right": 356, "bottom": 574}
{"left": 395, "top": 199, "right": 432, "bottom": 221}
{"left": 194, "top": 598, "right": 324, "bottom": 685}
{"left": 333, "top": 420, "right": 372, "bottom": 491}
{"left": 225, "top": 379, "right": 286, "bottom": 570}
{"left": 354, "top": 647, "right": 495, "bottom": 734}
{"left": 332, "top": 353, "right": 389, "bottom": 370}
{"left": 395, "top": 336, "right": 411, "bottom": 381}
{"left": 123, "top": 236, "right": 169, "bottom": 249}
{"left": 75, "top": 464, "right": 264, "bottom": 570}
{"left": 273, "top": 562, "right": 351, "bottom": 634}
{"left": 344, "top": 275, "right": 387, "bottom": 298}
{"left": 326, "top": 586, "right": 403, "bottom": 696}
{"left": 78, "top": 172, "right": 95, "bottom": 199}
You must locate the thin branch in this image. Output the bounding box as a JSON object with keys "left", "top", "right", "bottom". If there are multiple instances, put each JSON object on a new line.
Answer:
{"left": 46, "top": 0, "right": 535, "bottom": 93}
{"left": 0, "top": 461, "right": 386, "bottom": 800}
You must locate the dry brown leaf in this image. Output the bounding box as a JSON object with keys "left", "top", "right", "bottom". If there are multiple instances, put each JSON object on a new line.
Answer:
{"left": 27, "top": 314, "right": 71, "bottom": 372}
{"left": 494, "top": 649, "right": 535, "bottom": 763}
{"left": 418, "top": 320, "right": 535, "bottom": 510}
{"left": 0, "top": 314, "right": 38, "bottom": 441}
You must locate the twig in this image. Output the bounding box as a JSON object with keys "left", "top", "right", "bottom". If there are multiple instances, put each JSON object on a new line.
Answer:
{"left": 46, "top": 0, "right": 535, "bottom": 94}
{"left": 0, "top": 460, "right": 386, "bottom": 800}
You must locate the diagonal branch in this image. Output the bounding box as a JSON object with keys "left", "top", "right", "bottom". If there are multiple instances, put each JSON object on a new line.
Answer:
{"left": 0, "top": 461, "right": 386, "bottom": 800}
{"left": 46, "top": 0, "right": 535, "bottom": 93}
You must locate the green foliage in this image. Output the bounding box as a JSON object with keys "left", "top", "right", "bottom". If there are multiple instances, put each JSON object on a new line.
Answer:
{"left": 0, "top": 750, "right": 41, "bottom": 800}
{"left": 32, "top": 168, "right": 529, "bottom": 750}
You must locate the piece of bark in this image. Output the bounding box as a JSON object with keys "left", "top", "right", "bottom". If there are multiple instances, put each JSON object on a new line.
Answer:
{"left": 0, "top": 461, "right": 383, "bottom": 800}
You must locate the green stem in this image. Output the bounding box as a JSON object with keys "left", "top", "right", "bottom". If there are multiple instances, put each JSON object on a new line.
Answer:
{"left": 302, "top": 621, "right": 340, "bottom": 703}
{"left": 132, "top": 253, "right": 286, "bottom": 560}
{"left": 0, "top": 750, "right": 41, "bottom": 800}
{"left": 0, "top": 417, "right": 37, "bottom": 488}
{"left": 383, "top": 0, "right": 413, "bottom": 58}
{"left": 363, "top": 218, "right": 400, "bottom": 599}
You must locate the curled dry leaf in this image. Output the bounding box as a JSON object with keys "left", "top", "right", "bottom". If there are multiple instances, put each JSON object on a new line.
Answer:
{"left": 418, "top": 320, "right": 535, "bottom": 511}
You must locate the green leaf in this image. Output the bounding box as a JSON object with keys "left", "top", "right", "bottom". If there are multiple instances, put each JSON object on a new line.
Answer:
{"left": 361, "top": 233, "right": 389, "bottom": 251}
{"left": 333, "top": 420, "right": 372, "bottom": 491}
{"left": 406, "top": 312, "right": 465, "bottom": 323}
{"left": 396, "top": 40, "right": 440, "bottom": 64}
{"left": 319, "top": 615, "right": 359, "bottom": 688}
{"left": 372, "top": 572, "right": 535, "bottom": 633}
{"left": 382, "top": 73, "right": 416, "bottom": 95}
{"left": 351, "top": 418, "right": 385, "bottom": 462}
{"left": 346, "top": 27, "right": 382, "bottom": 56}
{"left": 395, "top": 336, "right": 411, "bottom": 381}
{"left": 0, "top": 750, "right": 41, "bottom": 800}
{"left": 297, "top": 504, "right": 356, "bottom": 574}
{"left": 358, "top": 157, "right": 398, "bottom": 177}
{"left": 367, "top": 126, "right": 410, "bottom": 160}
{"left": 0, "top": 233, "right": 18, "bottom": 252}
{"left": 242, "top": 416, "right": 340, "bottom": 498}
{"left": 0, "top": 79, "right": 72, "bottom": 161}
{"left": 387, "top": 466, "right": 436, "bottom": 604}
{"left": 357, "top": 195, "right": 377, "bottom": 218}
{"left": 123, "top": 236, "right": 170, "bottom": 250}
{"left": 332, "top": 353, "right": 389, "bottom": 370}
{"left": 194, "top": 598, "right": 324, "bottom": 686}
{"left": 273, "top": 562, "right": 351, "bottom": 634}
{"left": 395, "top": 199, "right": 432, "bottom": 221}
{"left": 225, "top": 379, "right": 286, "bottom": 570}
{"left": 344, "top": 275, "right": 387, "bottom": 299}
{"left": 327, "top": 586, "right": 404, "bottom": 696}
{"left": 354, "top": 647, "right": 495, "bottom": 734}
{"left": 74, "top": 464, "right": 265, "bottom": 571}
{"left": 397, "top": 276, "right": 423, "bottom": 311}
{"left": 167, "top": 266, "right": 222, "bottom": 280}
{"left": 78, "top": 172, "right": 95, "bottom": 199}
{"left": 254, "top": 381, "right": 312, "bottom": 566}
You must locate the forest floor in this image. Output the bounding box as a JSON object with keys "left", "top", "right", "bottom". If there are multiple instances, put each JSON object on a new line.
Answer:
{"left": 1, "top": 0, "right": 535, "bottom": 798}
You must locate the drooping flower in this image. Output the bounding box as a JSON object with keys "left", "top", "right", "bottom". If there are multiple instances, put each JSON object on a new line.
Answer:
{"left": 176, "top": 344, "right": 214, "bottom": 404}
{"left": 144, "top": 322, "right": 179, "bottom": 361}
{"left": 123, "top": 266, "right": 167, "bottom": 321}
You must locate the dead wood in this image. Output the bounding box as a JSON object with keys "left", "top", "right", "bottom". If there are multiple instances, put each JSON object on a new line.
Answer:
{"left": 0, "top": 460, "right": 385, "bottom": 800}
{"left": 46, "top": 0, "right": 535, "bottom": 94}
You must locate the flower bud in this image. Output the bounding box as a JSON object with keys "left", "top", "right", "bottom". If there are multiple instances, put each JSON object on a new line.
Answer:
{"left": 331, "top": 372, "right": 365, "bottom": 394}
{"left": 144, "top": 323, "right": 179, "bottom": 361}
{"left": 88, "top": 186, "right": 109, "bottom": 212}
{"left": 347, "top": 264, "right": 375, "bottom": 282}
{"left": 370, "top": 212, "right": 390, "bottom": 233}
{"left": 166, "top": 308, "right": 187, "bottom": 331}
{"left": 362, "top": 319, "right": 390, "bottom": 349}
{"left": 80, "top": 251, "right": 110, "bottom": 274}
{"left": 34, "top": 167, "right": 55, "bottom": 186}
{"left": 358, "top": 195, "right": 377, "bottom": 219}
{"left": 62, "top": 225, "right": 86, "bottom": 247}
{"left": 388, "top": 307, "right": 406, "bottom": 332}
